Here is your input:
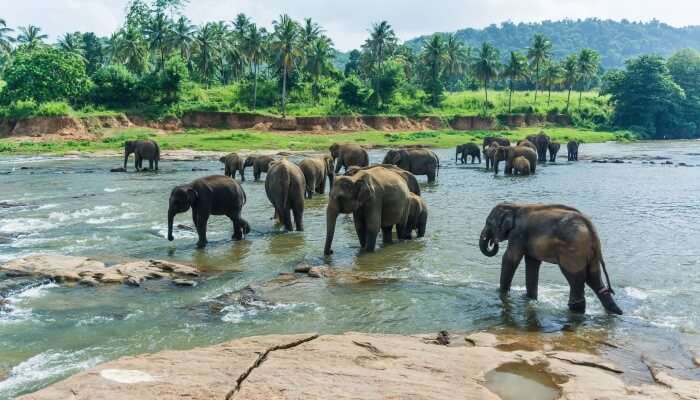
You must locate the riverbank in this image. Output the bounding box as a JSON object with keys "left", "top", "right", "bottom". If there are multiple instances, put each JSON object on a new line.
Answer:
{"left": 18, "top": 330, "right": 698, "bottom": 400}
{"left": 0, "top": 125, "right": 623, "bottom": 155}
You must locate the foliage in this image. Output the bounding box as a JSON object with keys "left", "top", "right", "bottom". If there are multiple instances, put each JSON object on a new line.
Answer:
{"left": 91, "top": 64, "right": 138, "bottom": 107}
{"left": 338, "top": 75, "right": 369, "bottom": 109}
{"left": 0, "top": 99, "right": 74, "bottom": 119}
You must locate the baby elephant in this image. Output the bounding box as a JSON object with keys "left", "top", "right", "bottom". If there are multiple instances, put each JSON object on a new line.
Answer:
{"left": 124, "top": 140, "right": 160, "bottom": 171}
{"left": 298, "top": 156, "right": 334, "bottom": 199}
{"left": 167, "top": 175, "right": 250, "bottom": 248}
{"left": 398, "top": 193, "right": 428, "bottom": 239}
{"left": 512, "top": 156, "right": 531, "bottom": 176}
{"left": 244, "top": 155, "right": 275, "bottom": 181}
{"left": 456, "top": 143, "right": 481, "bottom": 164}
{"left": 220, "top": 153, "right": 245, "bottom": 181}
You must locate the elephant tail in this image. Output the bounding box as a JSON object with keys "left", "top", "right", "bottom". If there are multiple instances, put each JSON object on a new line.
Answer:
{"left": 155, "top": 142, "right": 161, "bottom": 160}
{"left": 599, "top": 257, "right": 615, "bottom": 295}
{"left": 583, "top": 215, "right": 615, "bottom": 295}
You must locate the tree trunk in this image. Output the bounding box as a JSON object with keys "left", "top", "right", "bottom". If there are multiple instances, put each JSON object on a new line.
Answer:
{"left": 253, "top": 64, "right": 258, "bottom": 111}
{"left": 578, "top": 88, "right": 583, "bottom": 109}
{"left": 483, "top": 79, "right": 489, "bottom": 110}
{"left": 534, "top": 62, "right": 539, "bottom": 105}
{"left": 547, "top": 83, "right": 552, "bottom": 106}
{"left": 282, "top": 62, "right": 287, "bottom": 117}
{"left": 566, "top": 87, "right": 572, "bottom": 112}
{"left": 508, "top": 80, "right": 513, "bottom": 113}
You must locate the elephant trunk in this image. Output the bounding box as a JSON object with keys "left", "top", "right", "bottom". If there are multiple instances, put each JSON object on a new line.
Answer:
{"left": 455, "top": 148, "right": 459, "bottom": 162}
{"left": 324, "top": 206, "right": 339, "bottom": 255}
{"left": 479, "top": 227, "right": 499, "bottom": 257}
{"left": 328, "top": 173, "right": 334, "bottom": 190}
{"left": 167, "top": 208, "right": 176, "bottom": 241}
{"left": 123, "top": 150, "right": 130, "bottom": 170}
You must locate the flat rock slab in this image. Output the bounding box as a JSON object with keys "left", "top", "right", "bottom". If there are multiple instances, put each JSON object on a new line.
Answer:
{"left": 1, "top": 255, "right": 199, "bottom": 286}
{"left": 18, "top": 332, "right": 694, "bottom": 400}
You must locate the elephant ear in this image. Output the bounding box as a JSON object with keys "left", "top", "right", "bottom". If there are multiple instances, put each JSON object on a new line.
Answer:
{"left": 354, "top": 178, "right": 374, "bottom": 204}
{"left": 390, "top": 151, "right": 403, "bottom": 164}
{"left": 498, "top": 207, "right": 515, "bottom": 238}
{"left": 186, "top": 188, "right": 198, "bottom": 205}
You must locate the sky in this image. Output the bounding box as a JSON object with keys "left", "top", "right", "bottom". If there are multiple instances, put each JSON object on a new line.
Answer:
{"left": 1, "top": 0, "right": 699, "bottom": 51}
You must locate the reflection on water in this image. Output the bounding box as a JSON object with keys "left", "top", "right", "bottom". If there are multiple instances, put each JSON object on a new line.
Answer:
{"left": 1, "top": 141, "right": 700, "bottom": 397}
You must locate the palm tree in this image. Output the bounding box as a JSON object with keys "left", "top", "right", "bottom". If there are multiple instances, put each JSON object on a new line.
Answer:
{"left": 57, "top": 32, "right": 85, "bottom": 57}
{"left": 576, "top": 48, "right": 600, "bottom": 108}
{"left": 231, "top": 13, "right": 251, "bottom": 40}
{"left": 306, "top": 37, "right": 334, "bottom": 103}
{"left": 0, "top": 19, "right": 14, "bottom": 54}
{"left": 420, "top": 34, "right": 447, "bottom": 107}
{"left": 115, "top": 27, "right": 149, "bottom": 74}
{"left": 172, "top": 16, "right": 196, "bottom": 62}
{"left": 362, "top": 21, "right": 397, "bottom": 107}
{"left": 527, "top": 33, "right": 552, "bottom": 105}
{"left": 444, "top": 34, "right": 468, "bottom": 91}
{"left": 299, "top": 18, "right": 322, "bottom": 50}
{"left": 562, "top": 54, "right": 578, "bottom": 112}
{"left": 271, "top": 14, "right": 300, "bottom": 117}
{"left": 193, "top": 22, "right": 222, "bottom": 86}
{"left": 144, "top": 9, "right": 173, "bottom": 70}
{"left": 542, "top": 61, "right": 563, "bottom": 106}
{"left": 243, "top": 24, "right": 267, "bottom": 110}
{"left": 16, "top": 25, "right": 48, "bottom": 49}
{"left": 472, "top": 42, "right": 500, "bottom": 109}
{"left": 503, "top": 51, "right": 528, "bottom": 113}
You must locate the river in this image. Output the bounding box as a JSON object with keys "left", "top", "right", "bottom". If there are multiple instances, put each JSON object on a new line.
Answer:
{"left": 1, "top": 141, "right": 699, "bottom": 397}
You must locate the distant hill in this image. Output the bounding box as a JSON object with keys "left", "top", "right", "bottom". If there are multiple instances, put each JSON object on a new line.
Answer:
{"left": 393, "top": 19, "right": 700, "bottom": 69}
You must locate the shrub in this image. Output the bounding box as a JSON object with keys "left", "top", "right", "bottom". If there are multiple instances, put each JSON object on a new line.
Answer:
{"left": 0, "top": 100, "right": 38, "bottom": 119}
{"left": 338, "top": 75, "right": 368, "bottom": 108}
{"left": 91, "top": 64, "right": 138, "bottom": 107}
{"left": 236, "top": 79, "right": 278, "bottom": 109}
{"left": 35, "top": 101, "right": 74, "bottom": 117}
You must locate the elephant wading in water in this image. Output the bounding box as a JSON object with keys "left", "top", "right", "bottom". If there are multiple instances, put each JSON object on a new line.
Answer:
{"left": 399, "top": 192, "right": 428, "bottom": 239}
{"left": 167, "top": 175, "right": 250, "bottom": 248}
{"left": 265, "top": 159, "right": 306, "bottom": 231}
{"left": 124, "top": 140, "right": 160, "bottom": 171}
{"left": 298, "top": 156, "right": 334, "bottom": 199}
{"left": 383, "top": 148, "right": 440, "bottom": 183}
{"left": 479, "top": 203, "right": 622, "bottom": 315}
{"left": 456, "top": 143, "right": 481, "bottom": 164}
{"left": 493, "top": 146, "right": 537, "bottom": 175}
{"left": 329, "top": 143, "right": 369, "bottom": 173}
{"left": 244, "top": 155, "right": 275, "bottom": 181}
{"left": 516, "top": 139, "right": 537, "bottom": 152}
{"left": 324, "top": 166, "right": 410, "bottom": 255}
{"left": 527, "top": 132, "right": 551, "bottom": 162}
{"left": 220, "top": 153, "right": 245, "bottom": 180}
{"left": 548, "top": 142, "right": 561, "bottom": 162}
{"left": 483, "top": 143, "right": 500, "bottom": 170}
{"left": 512, "top": 156, "right": 531, "bottom": 176}
{"left": 483, "top": 136, "right": 511, "bottom": 150}
{"left": 567, "top": 141, "right": 580, "bottom": 161}
{"left": 345, "top": 164, "right": 421, "bottom": 196}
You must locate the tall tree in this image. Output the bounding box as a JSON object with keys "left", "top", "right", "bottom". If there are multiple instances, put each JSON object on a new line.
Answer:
{"left": 271, "top": 14, "right": 300, "bottom": 117}
{"left": 305, "top": 37, "right": 334, "bottom": 103}
{"left": 562, "top": 54, "right": 578, "bottom": 112}
{"left": 193, "top": 22, "right": 221, "bottom": 86}
{"left": 542, "top": 61, "right": 563, "bottom": 106}
{"left": 171, "top": 16, "right": 196, "bottom": 62}
{"left": 144, "top": 7, "right": 173, "bottom": 70}
{"left": 420, "top": 34, "right": 447, "bottom": 107}
{"left": 243, "top": 24, "right": 267, "bottom": 110}
{"left": 115, "top": 26, "right": 149, "bottom": 74}
{"left": 344, "top": 49, "right": 361, "bottom": 76}
{"left": 82, "top": 32, "right": 105, "bottom": 74}
{"left": 16, "top": 25, "right": 48, "bottom": 49}
{"left": 472, "top": 42, "right": 500, "bottom": 109}
{"left": 576, "top": 48, "right": 600, "bottom": 108}
{"left": 57, "top": 32, "right": 85, "bottom": 57}
{"left": 527, "top": 33, "right": 552, "bottom": 105}
{"left": 503, "top": 51, "right": 528, "bottom": 113}
{"left": 362, "top": 21, "right": 397, "bottom": 107}
{"left": 0, "top": 19, "right": 14, "bottom": 54}
{"left": 444, "top": 33, "right": 469, "bottom": 91}
{"left": 299, "top": 18, "right": 322, "bottom": 50}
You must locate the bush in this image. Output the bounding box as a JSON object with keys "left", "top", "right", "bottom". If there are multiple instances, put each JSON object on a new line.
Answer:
{"left": 0, "top": 100, "right": 38, "bottom": 119}
{"left": 35, "top": 101, "right": 74, "bottom": 117}
{"left": 0, "top": 47, "right": 90, "bottom": 104}
{"left": 338, "top": 75, "right": 368, "bottom": 108}
{"left": 236, "top": 79, "right": 278, "bottom": 108}
{"left": 91, "top": 64, "right": 138, "bottom": 107}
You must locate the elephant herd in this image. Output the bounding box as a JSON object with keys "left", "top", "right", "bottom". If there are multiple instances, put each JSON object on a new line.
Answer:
{"left": 127, "top": 135, "right": 624, "bottom": 316}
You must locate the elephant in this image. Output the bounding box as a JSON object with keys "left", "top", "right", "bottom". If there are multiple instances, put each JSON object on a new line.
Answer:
{"left": 383, "top": 148, "right": 440, "bottom": 183}
{"left": 567, "top": 141, "right": 580, "bottom": 161}
{"left": 265, "top": 159, "right": 306, "bottom": 231}
{"left": 167, "top": 175, "right": 250, "bottom": 248}
{"left": 398, "top": 192, "right": 428, "bottom": 239}
{"left": 479, "top": 203, "right": 623, "bottom": 315}
{"left": 219, "top": 153, "right": 245, "bottom": 180}
{"left": 124, "top": 140, "right": 160, "bottom": 171}
{"left": 456, "top": 143, "right": 481, "bottom": 164}
{"left": 244, "top": 155, "right": 275, "bottom": 181}
{"left": 512, "top": 156, "right": 531, "bottom": 176}
{"left": 516, "top": 139, "right": 537, "bottom": 152}
{"left": 298, "top": 156, "right": 335, "bottom": 199}
{"left": 345, "top": 164, "right": 421, "bottom": 196}
{"left": 493, "top": 146, "right": 537, "bottom": 175}
{"left": 329, "top": 143, "right": 369, "bottom": 173}
{"left": 483, "top": 143, "right": 500, "bottom": 170}
{"left": 324, "top": 166, "right": 410, "bottom": 255}
{"left": 526, "top": 132, "right": 551, "bottom": 162}
{"left": 548, "top": 142, "right": 561, "bottom": 162}
{"left": 483, "top": 136, "right": 511, "bottom": 150}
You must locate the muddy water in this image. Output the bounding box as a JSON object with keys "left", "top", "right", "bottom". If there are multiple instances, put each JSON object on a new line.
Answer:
{"left": 1, "top": 141, "right": 700, "bottom": 397}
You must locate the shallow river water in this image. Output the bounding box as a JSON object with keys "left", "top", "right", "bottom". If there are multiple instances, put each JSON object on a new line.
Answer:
{"left": 1, "top": 141, "right": 700, "bottom": 397}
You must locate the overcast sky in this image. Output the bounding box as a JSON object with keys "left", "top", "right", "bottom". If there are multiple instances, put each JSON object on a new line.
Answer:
{"left": 1, "top": 0, "right": 698, "bottom": 51}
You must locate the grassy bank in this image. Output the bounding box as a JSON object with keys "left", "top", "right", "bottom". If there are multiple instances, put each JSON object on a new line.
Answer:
{"left": 0, "top": 126, "right": 626, "bottom": 155}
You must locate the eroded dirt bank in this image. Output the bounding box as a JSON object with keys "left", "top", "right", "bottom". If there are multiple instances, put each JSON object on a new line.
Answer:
{"left": 17, "top": 330, "right": 699, "bottom": 400}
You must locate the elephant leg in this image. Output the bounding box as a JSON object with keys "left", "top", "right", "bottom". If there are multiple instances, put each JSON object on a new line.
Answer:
{"left": 500, "top": 247, "right": 524, "bottom": 294}
{"left": 282, "top": 207, "right": 293, "bottom": 231}
{"left": 229, "top": 210, "right": 244, "bottom": 240}
{"left": 195, "top": 212, "right": 209, "bottom": 248}
{"left": 586, "top": 264, "right": 623, "bottom": 315}
{"left": 525, "top": 256, "right": 542, "bottom": 300}
{"left": 353, "top": 212, "right": 367, "bottom": 247}
{"left": 293, "top": 206, "right": 304, "bottom": 232}
{"left": 427, "top": 170, "right": 436, "bottom": 183}
{"left": 559, "top": 265, "right": 586, "bottom": 313}
{"left": 365, "top": 229, "right": 379, "bottom": 252}
{"left": 381, "top": 226, "right": 393, "bottom": 244}
{"left": 149, "top": 159, "right": 154, "bottom": 170}
{"left": 364, "top": 211, "right": 380, "bottom": 252}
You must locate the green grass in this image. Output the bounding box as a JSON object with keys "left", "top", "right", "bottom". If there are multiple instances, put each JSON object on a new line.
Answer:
{"left": 0, "top": 126, "right": 625, "bottom": 155}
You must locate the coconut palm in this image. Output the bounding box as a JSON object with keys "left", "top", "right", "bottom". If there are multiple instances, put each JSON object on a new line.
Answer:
{"left": 562, "top": 54, "right": 578, "bottom": 112}
{"left": 0, "top": 19, "right": 14, "bottom": 54}
{"left": 363, "top": 21, "right": 397, "bottom": 72}
{"left": 527, "top": 33, "right": 552, "bottom": 105}
{"left": 306, "top": 37, "right": 334, "bottom": 103}
{"left": 193, "top": 22, "right": 222, "bottom": 86}
{"left": 243, "top": 24, "right": 267, "bottom": 110}
{"left": 144, "top": 9, "right": 173, "bottom": 70}
{"left": 172, "top": 16, "right": 196, "bottom": 62}
{"left": 472, "top": 42, "right": 500, "bottom": 109}
{"left": 503, "top": 51, "right": 528, "bottom": 113}
{"left": 542, "top": 61, "right": 563, "bottom": 106}
{"left": 299, "top": 18, "right": 322, "bottom": 50}
{"left": 420, "top": 34, "right": 447, "bottom": 106}
{"left": 444, "top": 34, "right": 469, "bottom": 91}
{"left": 271, "top": 14, "right": 300, "bottom": 117}
{"left": 16, "top": 25, "right": 48, "bottom": 49}
{"left": 231, "top": 13, "right": 251, "bottom": 40}
{"left": 57, "top": 32, "right": 85, "bottom": 57}
{"left": 115, "top": 27, "right": 149, "bottom": 74}
{"left": 576, "top": 48, "right": 600, "bottom": 108}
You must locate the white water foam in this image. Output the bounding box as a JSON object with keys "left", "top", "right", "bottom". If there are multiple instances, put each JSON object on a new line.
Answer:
{"left": 0, "top": 282, "right": 59, "bottom": 325}
{"left": 221, "top": 301, "right": 298, "bottom": 323}
{"left": 0, "top": 218, "right": 55, "bottom": 234}
{"left": 49, "top": 205, "right": 116, "bottom": 223}
{"left": 103, "top": 188, "right": 122, "bottom": 193}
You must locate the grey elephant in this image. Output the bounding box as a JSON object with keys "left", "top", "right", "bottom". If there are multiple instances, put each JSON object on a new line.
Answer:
{"left": 456, "top": 143, "right": 481, "bottom": 164}
{"left": 124, "top": 140, "right": 160, "bottom": 171}
{"left": 383, "top": 148, "right": 440, "bottom": 183}
{"left": 244, "top": 155, "right": 275, "bottom": 181}
{"left": 345, "top": 164, "right": 421, "bottom": 196}
{"left": 265, "top": 159, "right": 306, "bottom": 231}
{"left": 526, "top": 132, "right": 551, "bottom": 162}
{"left": 398, "top": 192, "right": 428, "bottom": 239}
{"left": 479, "top": 203, "right": 622, "bottom": 315}
{"left": 167, "top": 175, "right": 250, "bottom": 248}
{"left": 483, "top": 143, "right": 500, "bottom": 170}
{"left": 219, "top": 153, "right": 245, "bottom": 180}
{"left": 512, "top": 156, "right": 531, "bottom": 175}
{"left": 493, "top": 146, "right": 537, "bottom": 175}
{"left": 324, "top": 166, "right": 410, "bottom": 255}
{"left": 329, "top": 143, "right": 369, "bottom": 173}
{"left": 298, "top": 156, "right": 335, "bottom": 199}
{"left": 548, "top": 142, "right": 561, "bottom": 162}
{"left": 482, "top": 136, "right": 511, "bottom": 150}
{"left": 567, "top": 141, "right": 580, "bottom": 161}
{"left": 516, "top": 139, "right": 537, "bottom": 152}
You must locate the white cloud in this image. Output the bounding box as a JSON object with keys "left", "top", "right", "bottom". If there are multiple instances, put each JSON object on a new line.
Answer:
{"left": 1, "top": 0, "right": 698, "bottom": 50}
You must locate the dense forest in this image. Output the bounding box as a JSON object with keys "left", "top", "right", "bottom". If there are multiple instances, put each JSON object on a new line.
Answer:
{"left": 0, "top": 0, "right": 699, "bottom": 138}
{"left": 406, "top": 19, "right": 700, "bottom": 69}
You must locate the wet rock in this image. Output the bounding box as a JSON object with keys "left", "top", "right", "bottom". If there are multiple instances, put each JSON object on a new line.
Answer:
{"left": 0, "top": 296, "right": 9, "bottom": 311}
{"left": 0, "top": 201, "right": 27, "bottom": 208}
{"left": 191, "top": 167, "right": 209, "bottom": 172}
{"left": 436, "top": 330, "right": 450, "bottom": 345}
{"left": 110, "top": 167, "right": 126, "bottom": 173}
{"left": 0, "top": 255, "right": 199, "bottom": 287}
{"left": 676, "top": 162, "right": 690, "bottom": 167}
{"left": 663, "top": 160, "right": 673, "bottom": 165}
{"left": 592, "top": 159, "right": 608, "bottom": 163}
{"left": 612, "top": 159, "right": 624, "bottom": 164}
{"left": 307, "top": 266, "right": 328, "bottom": 278}
{"left": 293, "top": 264, "right": 312, "bottom": 273}
{"left": 172, "top": 279, "right": 196, "bottom": 287}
